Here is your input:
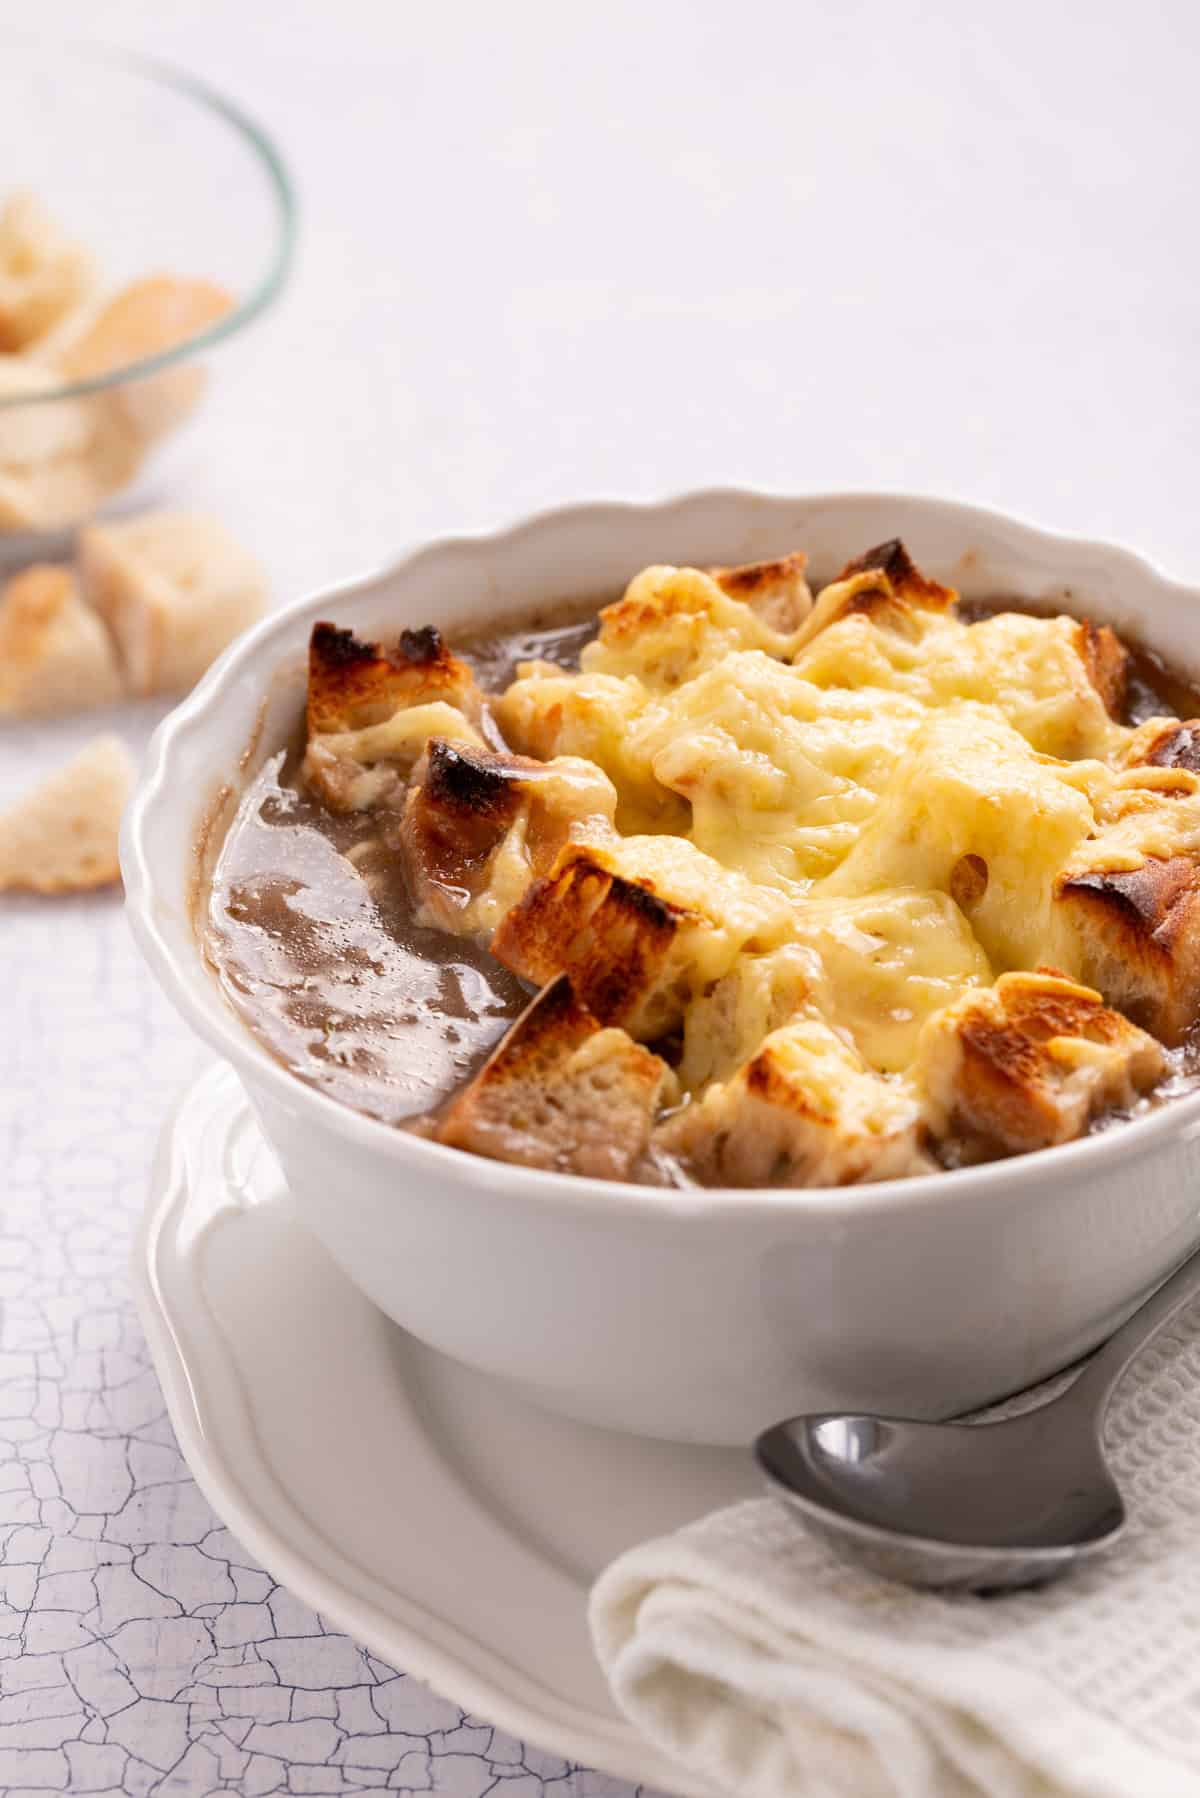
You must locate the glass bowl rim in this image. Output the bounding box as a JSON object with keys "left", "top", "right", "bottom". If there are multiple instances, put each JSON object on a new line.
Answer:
{"left": 0, "top": 38, "right": 297, "bottom": 410}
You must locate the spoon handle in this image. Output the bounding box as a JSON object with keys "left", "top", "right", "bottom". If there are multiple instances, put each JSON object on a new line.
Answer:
{"left": 1070, "top": 1239, "right": 1200, "bottom": 1415}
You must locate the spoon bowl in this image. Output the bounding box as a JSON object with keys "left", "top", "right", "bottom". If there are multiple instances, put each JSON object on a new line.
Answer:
{"left": 756, "top": 1243, "right": 1200, "bottom": 1591}
{"left": 757, "top": 1408, "right": 1125, "bottom": 1591}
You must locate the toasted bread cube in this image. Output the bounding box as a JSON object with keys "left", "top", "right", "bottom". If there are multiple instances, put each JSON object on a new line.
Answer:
{"left": 492, "top": 834, "right": 791, "bottom": 1040}
{"left": 0, "top": 734, "right": 134, "bottom": 893}
{"left": 306, "top": 621, "right": 482, "bottom": 737}
{"left": 79, "top": 511, "right": 267, "bottom": 697}
{"left": 706, "top": 551, "right": 812, "bottom": 633}
{"left": 0, "top": 194, "right": 96, "bottom": 352}
{"left": 437, "top": 975, "right": 673, "bottom": 1179}
{"left": 1123, "top": 717, "right": 1200, "bottom": 775}
{"left": 0, "top": 564, "right": 124, "bottom": 716}
{"left": 401, "top": 738, "right": 617, "bottom": 937}
{"left": 302, "top": 622, "right": 488, "bottom": 812}
{"left": 493, "top": 845, "right": 694, "bottom": 1038}
{"left": 915, "top": 970, "right": 1165, "bottom": 1153}
{"left": 1052, "top": 774, "right": 1200, "bottom": 1044}
{"left": 677, "top": 943, "right": 822, "bottom": 1092}
{"left": 656, "top": 1013, "right": 928, "bottom": 1187}
{"left": 792, "top": 538, "right": 956, "bottom": 652}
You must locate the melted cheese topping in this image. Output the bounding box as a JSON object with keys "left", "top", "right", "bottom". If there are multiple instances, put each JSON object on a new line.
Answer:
{"left": 493, "top": 557, "right": 1170, "bottom": 1106}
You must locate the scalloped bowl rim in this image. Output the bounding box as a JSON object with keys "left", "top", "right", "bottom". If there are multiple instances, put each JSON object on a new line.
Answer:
{"left": 0, "top": 39, "right": 296, "bottom": 407}
{"left": 122, "top": 486, "right": 1200, "bottom": 1224}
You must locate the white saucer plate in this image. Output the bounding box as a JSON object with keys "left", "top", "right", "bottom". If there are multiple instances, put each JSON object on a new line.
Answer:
{"left": 134, "top": 1065, "right": 758, "bottom": 1794}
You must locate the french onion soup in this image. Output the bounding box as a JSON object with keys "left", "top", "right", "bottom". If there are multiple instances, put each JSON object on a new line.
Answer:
{"left": 204, "top": 540, "right": 1200, "bottom": 1186}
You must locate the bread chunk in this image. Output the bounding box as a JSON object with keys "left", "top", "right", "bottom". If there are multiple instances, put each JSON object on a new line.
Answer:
{"left": 793, "top": 539, "right": 956, "bottom": 651}
{"left": 0, "top": 353, "right": 143, "bottom": 531}
{"left": 492, "top": 834, "right": 793, "bottom": 1039}
{"left": 0, "top": 734, "right": 134, "bottom": 893}
{"left": 916, "top": 970, "right": 1165, "bottom": 1153}
{"left": 401, "top": 738, "right": 617, "bottom": 937}
{"left": 79, "top": 511, "right": 267, "bottom": 698}
{"left": 657, "top": 1013, "right": 928, "bottom": 1187}
{"left": 0, "top": 564, "right": 124, "bottom": 716}
{"left": 706, "top": 550, "right": 812, "bottom": 632}
{"left": 437, "top": 975, "right": 672, "bottom": 1179}
{"left": 0, "top": 194, "right": 95, "bottom": 352}
{"left": 59, "top": 275, "right": 234, "bottom": 445}
{"left": 1053, "top": 772, "right": 1200, "bottom": 1043}
{"left": 302, "top": 622, "right": 487, "bottom": 811}
{"left": 306, "top": 621, "right": 481, "bottom": 736}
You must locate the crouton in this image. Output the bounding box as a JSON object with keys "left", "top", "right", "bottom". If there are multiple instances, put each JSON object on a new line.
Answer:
{"left": 792, "top": 538, "right": 957, "bottom": 652}
{"left": 401, "top": 738, "right": 617, "bottom": 936}
{"left": 915, "top": 969, "right": 1165, "bottom": 1153}
{"left": 0, "top": 193, "right": 95, "bottom": 352}
{"left": 0, "top": 734, "right": 134, "bottom": 893}
{"left": 0, "top": 563, "right": 124, "bottom": 716}
{"left": 436, "top": 974, "right": 673, "bottom": 1179}
{"left": 656, "top": 1013, "right": 928, "bottom": 1186}
{"left": 706, "top": 550, "right": 812, "bottom": 633}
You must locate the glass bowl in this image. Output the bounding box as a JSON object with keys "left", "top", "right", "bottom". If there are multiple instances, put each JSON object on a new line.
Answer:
{"left": 0, "top": 41, "right": 295, "bottom": 561}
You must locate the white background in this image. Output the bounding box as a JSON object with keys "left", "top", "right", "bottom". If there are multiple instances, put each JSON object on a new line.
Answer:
{"left": 2, "top": 0, "right": 1198, "bottom": 1792}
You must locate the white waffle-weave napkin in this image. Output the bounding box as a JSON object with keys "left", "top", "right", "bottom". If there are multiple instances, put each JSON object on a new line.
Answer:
{"left": 590, "top": 1299, "right": 1200, "bottom": 1798}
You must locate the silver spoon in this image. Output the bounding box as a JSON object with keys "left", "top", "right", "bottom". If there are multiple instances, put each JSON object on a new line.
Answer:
{"left": 755, "top": 1245, "right": 1200, "bottom": 1592}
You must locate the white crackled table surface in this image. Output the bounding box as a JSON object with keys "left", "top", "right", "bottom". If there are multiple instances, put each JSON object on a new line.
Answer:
{"left": 3, "top": 1, "right": 1200, "bottom": 1793}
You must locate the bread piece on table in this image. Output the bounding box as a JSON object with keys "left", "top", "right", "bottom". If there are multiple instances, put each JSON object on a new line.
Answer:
{"left": 437, "top": 974, "right": 673, "bottom": 1179}
{"left": 915, "top": 969, "right": 1165, "bottom": 1154}
{"left": 0, "top": 734, "right": 134, "bottom": 893}
{"left": 0, "top": 193, "right": 96, "bottom": 353}
{"left": 59, "top": 275, "right": 234, "bottom": 445}
{"left": 401, "top": 738, "right": 616, "bottom": 937}
{"left": 656, "top": 1012, "right": 928, "bottom": 1187}
{"left": 0, "top": 564, "right": 124, "bottom": 716}
{"left": 79, "top": 511, "right": 267, "bottom": 697}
